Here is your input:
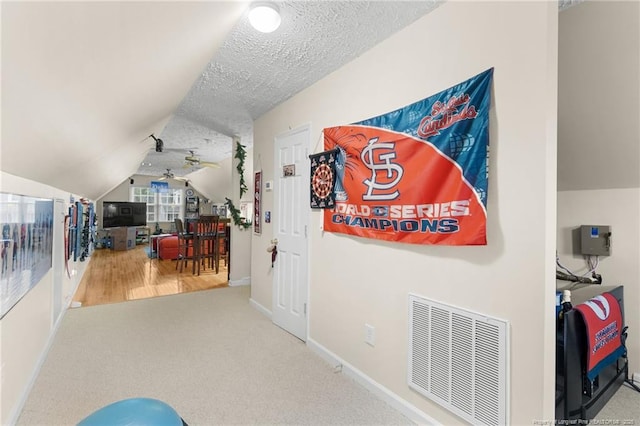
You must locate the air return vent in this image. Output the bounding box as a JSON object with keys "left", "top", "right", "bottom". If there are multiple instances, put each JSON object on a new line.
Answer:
{"left": 408, "top": 294, "right": 509, "bottom": 425}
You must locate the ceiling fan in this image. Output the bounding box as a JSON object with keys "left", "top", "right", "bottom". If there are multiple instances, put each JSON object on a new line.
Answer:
{"left": 184, "top": 150, "right": 220, "bottom": 168}
{"left": 158, "top": 168, "right": 189, "bottom": 182}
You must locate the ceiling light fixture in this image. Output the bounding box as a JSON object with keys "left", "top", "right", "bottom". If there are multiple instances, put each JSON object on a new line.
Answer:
{"left": 248, "top": 2, "right": 281, "bottom": 33}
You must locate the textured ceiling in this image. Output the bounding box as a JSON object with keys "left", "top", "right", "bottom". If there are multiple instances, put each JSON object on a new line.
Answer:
{"left": 139, "top": 0, "right": 587, "bottom": 179}
{"left": 558, "top": 0, "right": 585, "bottom": 12}
{"left": 139, "top": 1, "right": 444, "bottom": 178}
{"left": 2, "top": 1, "right": 588, "bottom": 199}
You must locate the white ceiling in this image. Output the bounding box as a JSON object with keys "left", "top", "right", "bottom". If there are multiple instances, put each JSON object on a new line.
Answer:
{"left": 558, "top": 0, "right": 585, "bottom": 11}
{"left": 138, "top": 0, "right": 445, "bottom": 178}
{"left": 1, "top": 1, "right": 246, "bottom": 199}
{"left": 3, "top": 1, "right": 616, "bottom": 201}
{"left": 1, "top": 1, "right": 442, "bottom": 200}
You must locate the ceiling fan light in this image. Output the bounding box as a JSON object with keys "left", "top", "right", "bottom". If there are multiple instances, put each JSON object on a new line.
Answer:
{"left": 248, "top": 3, "right": 281, "bottom": 33}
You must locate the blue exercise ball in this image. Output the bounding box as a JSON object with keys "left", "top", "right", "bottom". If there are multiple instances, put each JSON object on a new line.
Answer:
{"left": 77, "top": 397, "right": 185, "bottom": 426}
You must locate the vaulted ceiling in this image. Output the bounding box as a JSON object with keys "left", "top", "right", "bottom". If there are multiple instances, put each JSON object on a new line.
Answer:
{"left": 2, "top": 2, "right": 246, "bottom": 199}
{"left": 1, "top": 1, "right": 442, "bottom": 200}
{"left": 4, "top": 0, "right": 627, "bottom": 202}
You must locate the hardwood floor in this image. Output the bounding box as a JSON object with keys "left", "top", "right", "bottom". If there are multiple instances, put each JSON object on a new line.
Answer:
{"left": 72, "top": 245, "right": 228, "bottom": 307}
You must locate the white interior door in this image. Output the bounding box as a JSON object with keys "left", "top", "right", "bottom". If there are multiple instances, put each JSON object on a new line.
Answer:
{"left": 272, "top": 124, "right": 310, "bottom": 341}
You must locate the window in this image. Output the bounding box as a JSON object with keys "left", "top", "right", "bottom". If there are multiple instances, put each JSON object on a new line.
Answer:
{"left": 130, "top": 187, "right": 184, "bottom": 223}
{"left": 130, "top": 187, "right": 156, "bottom": 223}
{"left": 157, "top": 190, "right": 183, "bottom": 222}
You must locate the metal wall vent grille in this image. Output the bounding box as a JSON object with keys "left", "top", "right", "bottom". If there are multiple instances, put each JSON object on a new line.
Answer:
{"left": 408, "top": 294, "right": 509, "bottom": 425}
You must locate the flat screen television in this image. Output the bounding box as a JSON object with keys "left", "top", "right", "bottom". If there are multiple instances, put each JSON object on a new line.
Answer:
{"left": 102, "top": 202, "right": 147, "bottom": 228}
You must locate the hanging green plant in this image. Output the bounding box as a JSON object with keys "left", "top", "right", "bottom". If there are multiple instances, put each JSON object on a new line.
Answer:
{"left": 225, "top": 198, "right": 251, "bottom": 229}
{"left": 235, "top": 142, "right": 248, "bottom": 198}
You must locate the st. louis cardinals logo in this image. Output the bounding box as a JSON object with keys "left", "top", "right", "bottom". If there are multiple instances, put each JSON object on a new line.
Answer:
{"left": 360, "top": 137, "right": 403, "bottom": 201}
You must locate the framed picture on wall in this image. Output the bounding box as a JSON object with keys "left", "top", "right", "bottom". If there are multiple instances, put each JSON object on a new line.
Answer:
{"left": 283, "top": 164, "right": 295, "bottom": 177}
{"left": 254, "top": 171, "right": 262, "bottom": 235}
{"left": 1, "top": 193, "right": 54, "bottom": 319}
{"left": 213, "top": 205, "right": 227, "bottom": 217}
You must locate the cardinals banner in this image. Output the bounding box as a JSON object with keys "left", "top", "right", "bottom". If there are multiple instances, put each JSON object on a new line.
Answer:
{"left": 323, "top": 68, "right": 493, "bottom": 245}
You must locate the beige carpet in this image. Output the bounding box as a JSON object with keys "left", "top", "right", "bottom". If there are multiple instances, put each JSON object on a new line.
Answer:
{"left": 595, "top": 382, "right": 640, "bottom": 423}
{"left": 16, "top": 285, "right": 640, "bottom": 425}
{"left": 17, "top": 286, "right": 411, "bottom": 425}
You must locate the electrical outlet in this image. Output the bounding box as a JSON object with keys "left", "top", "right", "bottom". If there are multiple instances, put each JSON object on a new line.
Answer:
{"left": 364, "top": 323, "right": 376, "bottom": 346}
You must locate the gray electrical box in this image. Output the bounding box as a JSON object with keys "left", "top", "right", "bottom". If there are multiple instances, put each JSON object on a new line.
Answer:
{"left": 579, "top": 225, "right": 611, "bottom": 256}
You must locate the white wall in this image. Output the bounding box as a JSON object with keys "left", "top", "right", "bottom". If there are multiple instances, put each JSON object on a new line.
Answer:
{"left": 183, "top": 156, "right": 233, "bottom": 206}
{"left": 557, "top": 188, "right": 640, "bottom": 376}
{"left": 229, "top": 144, "right": 253, "bottom": 285}
{"left": 0, "top": 172, "right": 89, "bottom": 425}
{"left": 0, "top": 324, "right": 3, "bottom": 423}
{"left": 556, "top": 0, "right": 640, "bottom": 384}
{"left": 558, "top": 1, "right": 640, "bottom": 191}
{"left": 252, "top": 2, "right": 558, "bottom": 424}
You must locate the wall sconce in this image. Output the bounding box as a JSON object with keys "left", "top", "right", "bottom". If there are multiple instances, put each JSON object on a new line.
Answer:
{"left": 248, "top": 2, "right": 281, "bottom": 33}
{"left": 130, "top": 178, "right": 134, "bottom": 185}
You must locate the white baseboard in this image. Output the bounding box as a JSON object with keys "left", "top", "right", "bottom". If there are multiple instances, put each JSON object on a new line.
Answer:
{"left": 249, "top": 298, "right": 272, "bottom": 318}
{"left": 633, "top": 372, "right": 640, "bottom": 385}
{"left": 7, "top": 302, "right": 69, "bottom": 426}
{"left": 229, "top": 276, "right": 250, "bottom": 286}
{"left": 7, "top": 261, "right": 88, "bottom": 425}
{"left": 307, "top": 338, "right": 439, "bottom": 426}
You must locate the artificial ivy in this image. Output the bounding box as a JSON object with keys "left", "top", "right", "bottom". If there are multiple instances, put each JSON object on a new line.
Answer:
{"left": 225, "top": 198, "right": 251, "bottom": 230}
{"left": 228, "top": 141, "right": 250, "bottom": 230}
{"left": 235, "top": 142, "right": 248, "bottom": 198}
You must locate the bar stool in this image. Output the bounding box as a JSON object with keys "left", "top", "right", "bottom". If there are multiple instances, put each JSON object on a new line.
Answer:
{"left": 174, "top": 218, "right": 194, "bottom": 273}
{"left": 216, "top": 222, "right": 228, "bottom": 269}
{"left": 193, "top": 215, "right": 220, "bottom": 275}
